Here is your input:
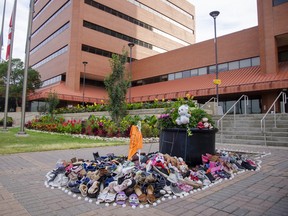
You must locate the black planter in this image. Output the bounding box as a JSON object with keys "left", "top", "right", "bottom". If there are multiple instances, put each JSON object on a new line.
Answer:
{"left": 159, "top": 128, "right": 218, "bottom": 167}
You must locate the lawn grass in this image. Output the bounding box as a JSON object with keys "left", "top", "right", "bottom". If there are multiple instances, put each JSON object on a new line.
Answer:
{"left": 0, "top": 127, "right": 127, "bottom": 155}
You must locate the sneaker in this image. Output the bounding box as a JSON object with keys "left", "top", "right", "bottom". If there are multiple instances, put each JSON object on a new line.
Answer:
{"left": 170, "top": 183, "right": 185, "bottom": 196}
{"left": 241, "top": 161, "right": 256, "bottom": 170}
{"left": 48, "top": 173, "right": 68, "bottom": 187}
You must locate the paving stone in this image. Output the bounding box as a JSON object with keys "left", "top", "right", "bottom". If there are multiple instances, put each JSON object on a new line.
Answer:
{"left": 0, "top": 144, "right": 287, "bottom": 216}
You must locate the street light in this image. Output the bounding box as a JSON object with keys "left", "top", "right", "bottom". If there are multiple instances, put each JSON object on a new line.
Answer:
{"left": 128, "top": 42, "right": 134, "bottom": 103}
{"left": 82, "top": 61, "right": 88, "bottom": 106}
{"left": 210, "top": 10, "right": 220, "bottom": 113}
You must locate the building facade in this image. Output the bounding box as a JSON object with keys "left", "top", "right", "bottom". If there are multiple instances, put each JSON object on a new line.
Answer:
{"left": 29, "top": 0, "right": 195, "bottom": 105}
{"left": 29, "top": 0, "right": 288, "bottom": 114}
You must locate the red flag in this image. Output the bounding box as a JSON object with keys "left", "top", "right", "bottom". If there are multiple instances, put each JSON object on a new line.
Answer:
{"left": 6, "top": 0, "right": 17, "bottom": 61}
{"left": 6, "top": 11, "right": 13, "bottom": 60}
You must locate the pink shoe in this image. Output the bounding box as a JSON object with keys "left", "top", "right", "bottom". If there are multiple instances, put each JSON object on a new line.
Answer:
{"left": 202, "top": 154, "right": 209, "bottom": 163}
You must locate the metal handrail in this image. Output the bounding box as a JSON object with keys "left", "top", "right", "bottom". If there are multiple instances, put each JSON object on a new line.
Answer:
{"left": 260, "top": 91, "right": 287, "bottom": 146}
{"left": 200, "top": 97, "right": 217, "bottom": 111}
{"left": 217, "top": 95, "right": 249, "bottom": 144}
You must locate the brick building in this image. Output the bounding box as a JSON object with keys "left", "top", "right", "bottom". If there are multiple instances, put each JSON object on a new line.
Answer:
{"left": 29, "top": 0, "right": 288, "bottom": 114}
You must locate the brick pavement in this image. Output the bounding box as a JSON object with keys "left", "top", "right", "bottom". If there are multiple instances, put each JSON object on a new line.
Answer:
{"left": 0, "top": 143, "right": 287, "bottom": 216}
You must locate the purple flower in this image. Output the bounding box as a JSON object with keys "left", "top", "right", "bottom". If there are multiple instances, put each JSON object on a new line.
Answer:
{"left": 159, "top": 114, "right": 170, "bottom": 119}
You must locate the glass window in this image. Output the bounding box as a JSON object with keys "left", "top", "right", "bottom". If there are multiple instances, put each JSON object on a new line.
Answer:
{"left": 198, "top": 67, "right": 207, "bottom": 76}
{"left": 168, "top": 74, "right": 174, "bottom": 80}
{"left": 182, "top": 70, "right": 191, "bottom": 78}
{"left": 218, "top": 63, "right": 228, "bottom": 72}
{"left": 228, "top": 61, "right": 239, "bottom": 70}
{"left": 240, "top": 59, "right": 251, "bottom": 68}
{"left": 251, "top": 57, "right": 260, "bottom": 66}
{"left": 191, "top": 69, "right": 198, "bottom": 76}
{"left": 251, "top": 99, "right": 261, "bottom": 113}
{"left": 208, "top": 65, "right": 216, "bottom": 74}
{"left": 273, "top": 0, "right": 288, "bottom": 6}
{"left": 160, "top": 75, "right": 168, "bottom": 81}
{"left": 175, "top": 72, "right": 182, "bottom": 79}
{"left": 279, "top": 51, "right": 288, "bottom": 62}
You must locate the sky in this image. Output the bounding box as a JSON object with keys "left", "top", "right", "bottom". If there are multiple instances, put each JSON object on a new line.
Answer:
{"left": 0, "top": 0, "right": 258, "bottom": 61}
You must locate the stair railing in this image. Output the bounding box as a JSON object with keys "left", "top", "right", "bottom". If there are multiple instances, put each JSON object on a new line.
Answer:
{"left": 217, "top": 95, "right": 249, "bottom": 144}
{"left": 200, "top": 97, "right": 217, "bottom": 114}
{"left": 260, "top": 91, "right": 287, "bottom": 146}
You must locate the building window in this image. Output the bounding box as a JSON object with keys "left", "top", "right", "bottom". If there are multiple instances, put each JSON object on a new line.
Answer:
{"left": 160, "top": 75, "right": 168, "bottom": 81}
{"left": 83, "top": 20, "right": 160, "bottom": 52}
{"left": 218, "top": 63, "right": 228, "bottom": 72}
{"left": 240, "top": 59, "right": 251, "bottom": 68}
{"left": 251, "top": 57, "right": 260, "bottom": 66}
{"left": 32, "top": 1, "right": 71, "bottom": 38}
{"left": 273, "top": 0, "right": 288, "bottom": 6}
{"left": 191, "top": 69, "right": 198, "bottom": 76}
{"left": 198, "top": 67, "right": 207, "bottom": 76}
{"left": 279, "top": 50, "right": 288, "bottom": 62}
{"left": 31, "top": 22, "right": 70, "bottom": 54}
{"left": 168, "top": 74, "right": 175, "bottom": 80}
{"left": 32, "top": 46, "right": 68, "bottom": 68}
{"left": 228, "top": 61, "right": 239, "bottom": 70}
{"left": 175, "top": 72, "right": 182, "bottom": 79}
{"left": 208, "top": 65, "right": 216, "bottom": 74}
{"left": 182, "top": 70, "right": 191, "bottom": 78}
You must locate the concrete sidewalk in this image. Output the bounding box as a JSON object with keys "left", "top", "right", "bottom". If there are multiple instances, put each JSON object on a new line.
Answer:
{"left": 0, "top": 143, "right": 287, "bottom": 216}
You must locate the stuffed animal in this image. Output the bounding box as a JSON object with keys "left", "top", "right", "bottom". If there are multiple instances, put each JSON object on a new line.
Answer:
{"left": 177, "top": 157, "right": 189, "bottom": 173}
{"left": 146, "top": 153, "right": 167, "bottom": 172}
{"left": 151, "top": 153, "right": 167, "bottom": 169}
{"left": 176, "top": 104, "right": 191, "bottom": 125}
{"left": 197, "top": 117, "right": 213, "bottom": 129}
{"left": 164, "top": 154, "right": 179, "bottom": 168}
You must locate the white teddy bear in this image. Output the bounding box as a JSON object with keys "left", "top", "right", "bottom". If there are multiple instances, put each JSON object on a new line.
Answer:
{"left": 175, "top": 104, "right": 191, "bottom": 125}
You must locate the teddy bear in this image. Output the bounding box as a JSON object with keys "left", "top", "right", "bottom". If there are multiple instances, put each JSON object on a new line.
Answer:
{"left": 175, "top": 104, "right": 191, "bottom": 125}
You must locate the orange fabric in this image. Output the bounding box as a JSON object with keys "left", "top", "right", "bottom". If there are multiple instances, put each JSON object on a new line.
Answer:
{"left": 128, "top": 125, "right": 143, "bottom": 160}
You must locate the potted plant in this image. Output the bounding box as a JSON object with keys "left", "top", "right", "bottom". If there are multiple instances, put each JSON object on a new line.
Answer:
{"left": 157, "top": 95, "right": 217, "bottom": 166}
{"left": 0, "top": 116, "right": 13, "bottom": 127}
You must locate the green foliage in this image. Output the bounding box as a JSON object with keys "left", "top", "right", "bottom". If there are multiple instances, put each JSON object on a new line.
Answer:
{"left": 46, "top": 91, "right": 59, "bottom": 115}
{"left": 0, "top": 116, "right": 13, "bottom": 126}
{"left": 0, "top": 59, "right": 41, "bottom": 107}
{"left": 25, "top": 95, "right": 215, "bottom": 138}
{"left": 157, "top": 96, "right": 197, "bottom": 130}
{"left": 157, "top": 95, "right": 214, "bottom": 132}
{"left": 104, "top": 49, "right": 130, "bottom": 125}
{"left": 56, "top": 119, "right": 82, "bottom": 134}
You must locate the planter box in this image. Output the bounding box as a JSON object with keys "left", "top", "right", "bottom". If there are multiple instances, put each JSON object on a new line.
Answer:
{"left": 159, "top": 128, "right": 218, "bottom": 167}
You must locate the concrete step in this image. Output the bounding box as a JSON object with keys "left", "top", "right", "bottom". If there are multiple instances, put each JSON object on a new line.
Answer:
{"left": 213, "top": 113, "right": 288, "bottom": 147}
{"left": 217, "top": 134, "right": 288, "bottom": 142}
{"left": 216, "top": 130, "right": 288, "bottom": 137}
{"left": 216, "top": 134, "right": 265, "bottom": 141}
{"left": 216, "top": 138, "right": 288, "bottom": 147}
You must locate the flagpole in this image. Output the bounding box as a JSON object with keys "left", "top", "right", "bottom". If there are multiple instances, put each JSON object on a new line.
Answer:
{"left": 3, "top": 0, "right": 17, "bottom": 130}
{"left": 18, "top": 0, "right": 34, "bottom": 135}
{"left": 0, "top": 0, "right": 7, "bottom": 62}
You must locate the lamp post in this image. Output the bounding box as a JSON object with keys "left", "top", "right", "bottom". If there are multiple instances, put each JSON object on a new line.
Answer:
{"left": 210, "top": 10, "right": 220, "bottom": 112}
{"left": 128, "top": 42, "right": 134, "bottom": 103}
{"left": 82, "top": 61, "right": 88, "bottom": 106}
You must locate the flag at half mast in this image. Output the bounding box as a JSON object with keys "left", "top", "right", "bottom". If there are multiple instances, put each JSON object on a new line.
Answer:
{"left": 6, "top": 2, "right": 16, "bottom": 60}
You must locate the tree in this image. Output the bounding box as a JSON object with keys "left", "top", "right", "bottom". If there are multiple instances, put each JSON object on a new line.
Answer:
{"left": 0, "top": 58, "right": 41, "bottom": 108}
{"left": 46, "top": 90, "right": 59, "bottom": 116}
{"left": 104, "top": 49, "right": 130, "bottom": 125}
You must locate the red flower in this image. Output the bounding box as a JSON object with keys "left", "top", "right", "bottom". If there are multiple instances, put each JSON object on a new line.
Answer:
{"left": 197, "top": 122, "right": 204, "bottom": 129}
